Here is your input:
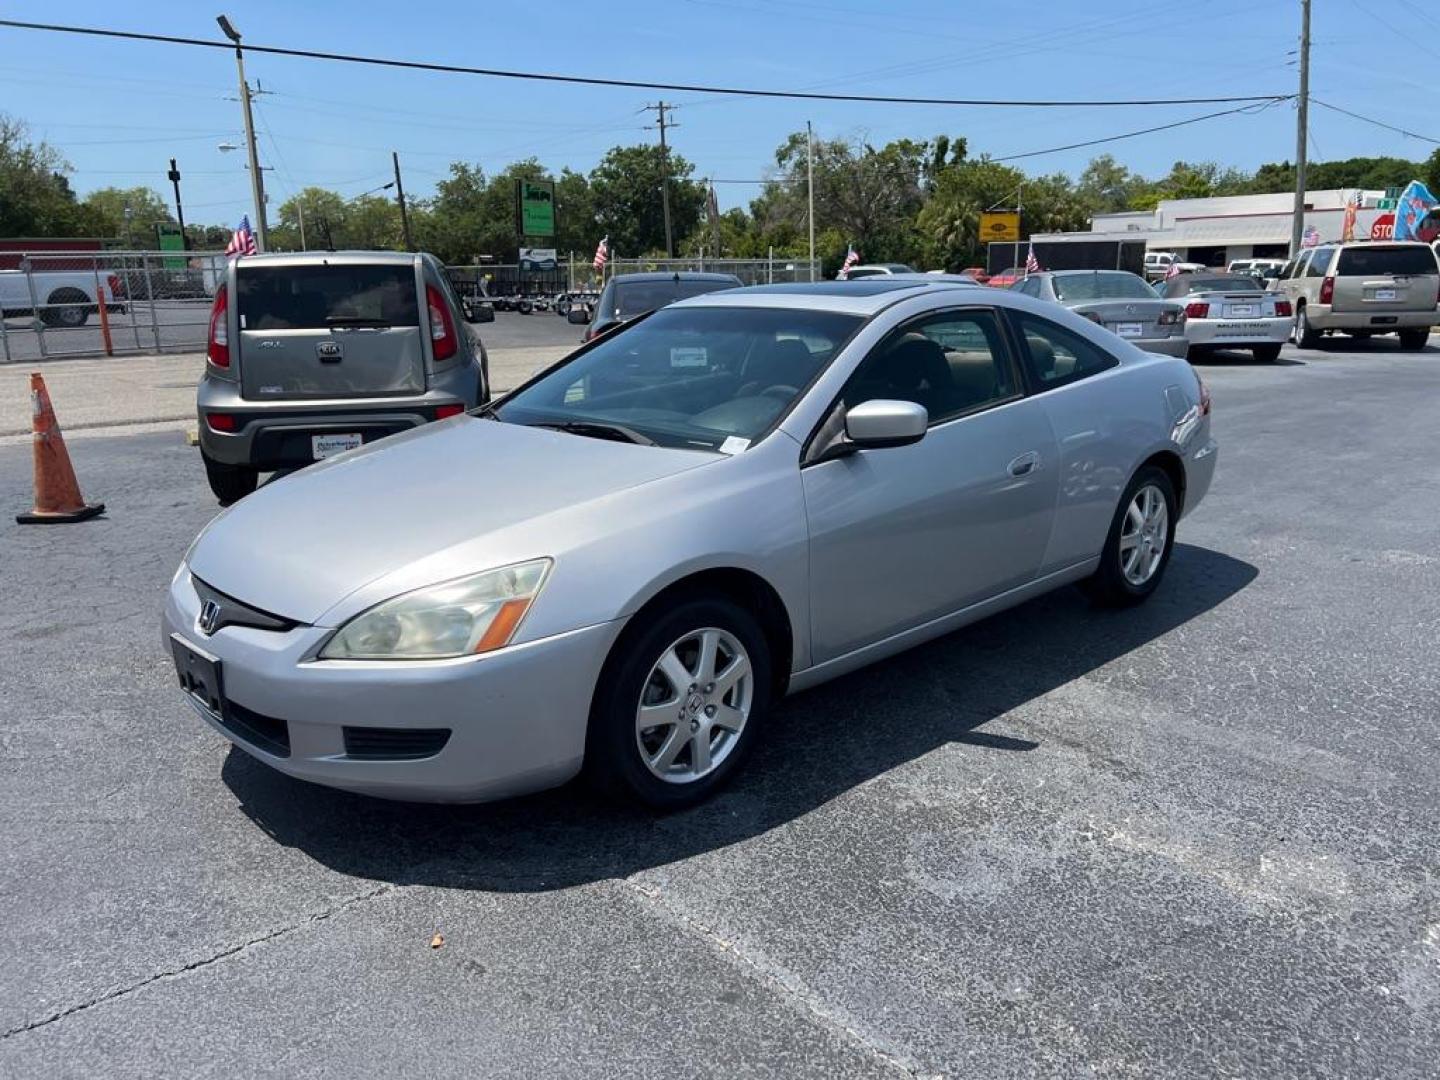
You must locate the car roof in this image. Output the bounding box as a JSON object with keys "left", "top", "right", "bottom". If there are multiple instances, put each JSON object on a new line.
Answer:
{"left": 675, "top": 279, "right": 973, "bottom": 315}
{"left": 233, "top": 250, "right": 418, "bottom": 267}
{"left": 885, "top": 272, "right": 979, "bottom": 284}
{"left": 1047, "top": 269, "right": 1137, "bottom": 276}
{"left": 608, "top": 271, "right": 743, "bottom": 284}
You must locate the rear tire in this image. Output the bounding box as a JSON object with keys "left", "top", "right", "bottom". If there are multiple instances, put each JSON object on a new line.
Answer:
{"left": 40, "top": 288, "right": 91, "bottom": 328}
{"left": 1081, "top": 465, "right": 1177, "bottom": 608}
{"left": 1252, "top": 343, "right": 1282, "bottom": 363}
{"left": 1295, "top": 305, "right": 1321, "bottom": 348}
{"left": 202, "top": 451, "right": 258, "bottom": 506}
{"left": 1398, "top": 328, "right": 1429, "bottom": 351}
{"left": 585, "top": 596, "right": 772, "bottom": 809}
{"left": 1184, "top": 345, "right": 1205, "bottom": 364}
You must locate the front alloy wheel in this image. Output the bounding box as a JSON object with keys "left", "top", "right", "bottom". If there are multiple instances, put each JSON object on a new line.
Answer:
{"left": 588, "top": 596, "right": 772, "bottom": 808}
{"left": 636, "top": 628, "right": 753, "bottom": 783}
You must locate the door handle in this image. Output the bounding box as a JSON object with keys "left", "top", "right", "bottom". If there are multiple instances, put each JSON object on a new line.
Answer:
{"left": 1008, "top": 451, "right": 1041, "bottom": 477}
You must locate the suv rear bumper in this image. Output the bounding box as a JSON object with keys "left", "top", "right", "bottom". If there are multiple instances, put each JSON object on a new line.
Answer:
{"left": 1302, "top": 304, "right": 1438, "bottom": 331}
{"left": 197, "top": 365, "right": 481, "bottom": 470}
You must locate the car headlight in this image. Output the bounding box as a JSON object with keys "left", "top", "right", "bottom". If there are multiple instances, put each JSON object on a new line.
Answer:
{"left": 320, "top": 558, "right": 551, "bottom": 660}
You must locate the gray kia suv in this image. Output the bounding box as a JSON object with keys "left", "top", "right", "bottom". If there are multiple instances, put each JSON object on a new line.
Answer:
{"left": 198, "top": 251, "right": 488, "bottom": 503}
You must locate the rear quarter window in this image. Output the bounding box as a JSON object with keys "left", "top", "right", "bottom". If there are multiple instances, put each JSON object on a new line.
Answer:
{"left": 1336, "top": 246, "right": 1439, "bottom": 277}
{"left": 236, "top": 264, "right": 419, "bottom": 330}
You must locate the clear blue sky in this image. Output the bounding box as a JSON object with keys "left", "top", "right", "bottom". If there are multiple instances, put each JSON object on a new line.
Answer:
{"left": 1, "top": 0, "right": 1435, "bottom": 230}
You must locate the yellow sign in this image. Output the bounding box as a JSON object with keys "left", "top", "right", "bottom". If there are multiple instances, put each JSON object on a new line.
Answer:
{"left": 980, "top": 211, "right": 1020, "bottom": 243}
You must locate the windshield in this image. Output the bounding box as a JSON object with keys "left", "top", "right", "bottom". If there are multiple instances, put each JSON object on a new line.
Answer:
{"left": 1052, "top": 272, "right": 1155, "bottom": 302}
{"left": 609, "top": 278, "right": 738, "bottom": 320}
{"left": 496, "top": 306, "right": 861, "bottom": 451}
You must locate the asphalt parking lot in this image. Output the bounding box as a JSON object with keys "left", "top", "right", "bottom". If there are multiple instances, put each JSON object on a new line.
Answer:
{"left": 2, "top": 335, "right": 1437, "bottom": 1077}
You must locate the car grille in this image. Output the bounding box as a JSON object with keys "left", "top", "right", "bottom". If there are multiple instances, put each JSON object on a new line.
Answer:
{"left": 223, "top": 701, "right": 291, "bottom": 758}
{"left": 342, "top": 727, "right": 452, "bottom": 761}
{"left": 192, "top": 575, "right": 298, "bottom": 635}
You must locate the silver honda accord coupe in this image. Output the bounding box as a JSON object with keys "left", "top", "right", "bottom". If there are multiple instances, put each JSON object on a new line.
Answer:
{"left": 165, "top": 279, "right": 1217, "bottom": 808}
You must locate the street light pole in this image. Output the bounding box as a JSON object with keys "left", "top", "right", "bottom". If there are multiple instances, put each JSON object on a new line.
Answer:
{"left": 167, "top": 158, "right": 188, "bottom": 249}
{"left": 806, "top": 120, "right": 816, "bottom": 281}
{"left": 1289, "top": 0, "right": 1311, "bottom": 258}
{"left": 217, "top": 14, "right": 269, "bottom": 251}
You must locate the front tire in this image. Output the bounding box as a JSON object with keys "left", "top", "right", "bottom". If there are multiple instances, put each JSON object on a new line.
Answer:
{"left": 202, "top": 451, "right": 258, "bottom": 506}
{"left": 1252, "top": 343, "right": 1282, "bottom": 363}
{"left": 586, "top": 596, "right": 772, "bottom": 809}
{"left": 1081, "top": 466, "right": 1177, "bottom": 608}
{"left": 1295, "top": 304, "right": 1321, "bottom": 348}
{"left": 1398, "top": 328, "right": 1429, "bottom": 350}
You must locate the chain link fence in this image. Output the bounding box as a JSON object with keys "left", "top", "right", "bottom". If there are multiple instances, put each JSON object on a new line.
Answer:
{"left": 2, "top": 249, "right": 825, "bottom": 363}
{"left": 1, "top": 249, "right": 227, "bottom": 363}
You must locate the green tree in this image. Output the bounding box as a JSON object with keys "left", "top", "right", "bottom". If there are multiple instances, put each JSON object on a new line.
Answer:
{"left": 79, "top": 186, "right": 175, "bottom": 245}
{"left": 590, "top": 144, "right": 705, "bottom": 257}
{"left": 916, "top": 157, "right": 1027, "bottom": 270}
{"left": 1077, "top": 154, "right": 1150, "bottom": 214}
{"left": 1425, "top": 149, "right": 1440, "bottom": 196}
{"left": 0, "top": 114, "right": 91, "bottom": 237}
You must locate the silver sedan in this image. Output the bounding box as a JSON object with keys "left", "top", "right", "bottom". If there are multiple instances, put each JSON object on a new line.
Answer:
{"left": 165, "top": 280, "right": 1217, "bottom": 808}
{"left": 1012, "top": 270, "right": 1189, "bottom": 357}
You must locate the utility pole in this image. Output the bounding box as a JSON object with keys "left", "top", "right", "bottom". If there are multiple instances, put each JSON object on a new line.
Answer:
{"left": 297, "top": 200, "right": 307, "bottom": 251}
{"left": 167, "top": 158, "right": 188, "bottom": 249}
{"left": 392, "top": 151, "right": 415, "bottom": 251}
{"left": 1290, "top": 0, "right": 1311, "bottom": 258}
{"left": 217, "top": 15, "right": 268, "bottom": 251}
{"left": 806, "top": 121, "right": 816, "bottom": 281}
{"left": 644, "top": 101, "right": 676, "bottom": 256}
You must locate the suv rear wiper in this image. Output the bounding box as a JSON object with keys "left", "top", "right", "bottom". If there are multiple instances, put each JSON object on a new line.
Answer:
{"left": 325, "top": 316, "right": 392, "bottom": 328}
{"left": 531, "top": 420, "right": 655, "bottom": 446}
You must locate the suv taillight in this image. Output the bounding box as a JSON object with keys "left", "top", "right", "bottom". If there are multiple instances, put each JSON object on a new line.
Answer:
{"left": 1319, "top": 276, "right": 1334, "bottom": 305}
{"left": 207, "top": 284, "right": 229, "bottom": 368}
{"left": 426, "top": 284, "right": 457, "bottom": 362}
{"left": 1184, "top": 301, "right": 1210, "bottom": 319}
{"left": 105, "top": 273, "right": 121, "bottom": 301}
{"left": 1274, "top": 298, "right": 1292, "bottom": 318}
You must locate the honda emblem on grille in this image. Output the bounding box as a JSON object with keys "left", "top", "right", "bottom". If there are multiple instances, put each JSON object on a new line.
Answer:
{"left": 198, "top": 599, "right": 221, "bottom": 635}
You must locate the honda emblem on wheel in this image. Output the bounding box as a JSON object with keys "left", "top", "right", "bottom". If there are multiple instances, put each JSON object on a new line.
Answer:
{"left": 198, "top": 599, "right": 221, "bottom": 635}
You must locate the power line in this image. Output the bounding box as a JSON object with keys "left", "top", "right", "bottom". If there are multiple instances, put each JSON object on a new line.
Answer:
{"left": 1310, "top": 98, "right": 1440, "bottom": 145}
{"left": 0, "top": 19, "right": 1292, "bottom": 108}
{"left": 991, "top": 99, "right": 1290, "bottom": 162}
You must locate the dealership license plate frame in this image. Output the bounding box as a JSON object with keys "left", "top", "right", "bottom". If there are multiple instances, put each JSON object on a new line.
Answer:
{"left": 1114, "top": 322, "right": 1144, "bottom": 338}
{"left": 1227, "top": 304, "right": 1257, "bottom": 318}
{"left": 312, "top": 432, "right": 363, "bottom": 460}
{"left": 1374, "top": 287, "right": 1397, "bottom": 301}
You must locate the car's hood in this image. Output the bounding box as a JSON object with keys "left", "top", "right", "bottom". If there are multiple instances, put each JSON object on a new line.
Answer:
{"left": 187, "top": 416, "right": 716, "bottom": 624}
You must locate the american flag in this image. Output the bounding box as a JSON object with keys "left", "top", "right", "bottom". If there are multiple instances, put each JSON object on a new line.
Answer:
{"left": 1164, "top": 259, "right": 1182, "bottom": 280}
{"left": 593, "top": 235, "right": 609, "bottom": 274}
{"left": 224, "top": 215, "right": 257, "bottom": 257}
{"left": 1024, "top": 243, "right": 1041, "bottom": 274}
{"left": 839, "top": 246, "right": 860, "bottom": 278}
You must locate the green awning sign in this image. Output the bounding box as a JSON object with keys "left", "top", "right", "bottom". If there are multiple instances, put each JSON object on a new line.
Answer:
{"left": 516, "top": 179, "right": 556, "bottom": 238}
{"left": 156, "top": 222, "right": 185, "bottom": 269}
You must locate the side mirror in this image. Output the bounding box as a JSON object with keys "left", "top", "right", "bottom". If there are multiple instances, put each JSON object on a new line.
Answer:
{"left": 567, "top": 306, "right": 590, "bottom": 325}
{"left": 844, "top": 399, "right": 927, "bottom": 449}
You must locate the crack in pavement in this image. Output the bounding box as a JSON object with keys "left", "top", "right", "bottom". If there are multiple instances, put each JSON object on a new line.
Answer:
{"left": 2, "top": 884, "right": 395, "bottom": 1041}
{"left": 618, "top": 878, "right": 932, "bottom": 1079}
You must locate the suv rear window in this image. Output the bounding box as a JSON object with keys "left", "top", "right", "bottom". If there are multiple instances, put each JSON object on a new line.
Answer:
{"left": 1336, "top": 246, "right": 1439, "bottom": 277}
{"left": 236, "top": 264, "right": 419, "bottom": 330}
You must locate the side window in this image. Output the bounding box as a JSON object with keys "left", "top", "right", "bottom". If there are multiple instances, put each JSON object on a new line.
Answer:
{"left": 1012, "top": 313, "right": 1119, "bottom": 389}
{"left": 1305, "top": 248, "right": 1333, "bottom": 278}
{"left": 1278, "top": 259, "right": 1298, "bottom": 280}
{"left": 1019, "top": 277, "right": 1042, "bottom": 298}
{"left": 841, "top": 309, "right": 1017, "bottom": 426}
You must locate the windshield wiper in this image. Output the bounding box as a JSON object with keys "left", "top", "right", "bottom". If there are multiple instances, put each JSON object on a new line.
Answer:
{"left": 325, "top": 315, "right": 392, "bottom": 328}
{"left": 531, "top": 420, "right": 655, "bottom": 446}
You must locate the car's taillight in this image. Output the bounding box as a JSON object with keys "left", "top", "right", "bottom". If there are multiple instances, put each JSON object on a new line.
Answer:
{"left": 1185, "top": 301, "right": 1210, "bottom": 319}
{"left": 1195, "top": 370, "right": 1211, "bottom": 416}
{"left": 1274, "top": 299, "right": 1293, "bottom": 317}
{"left": 426, "top": 284, "right": 457, "bottom": 362}
{"left": 1319, "top": 276, "right": 1334, "bottom": 305}
{"left": 106, "top": 273, "right": 120, "bottom": 301}
{"left": 435, "top": 403, "right": 465, "bottom": 420}
{"left": 1158, "top": 309, "right": 1179, "bottom": 325}
{"left": 207, "top": 284, "right": 229, "bottom": 368}
{"left": 206, "top": 412, "right": 237, "bottom": 432}
{"left": 1080, "top": 311, "right": 1102, "bottom": 323}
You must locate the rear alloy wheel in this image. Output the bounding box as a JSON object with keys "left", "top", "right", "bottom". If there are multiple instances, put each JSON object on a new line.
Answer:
{"left": 1252, "top": 343, "right": 1282, "bottom": 363}
{"left": 587, "top": 597, "right": 771, "bottom": 808}
{"left": 1082, "top": 466, "right": 1177, "bottom": 608}
{"left": 1398, "top": 328, "right": 1429, "bottom": 351}
{"left": 1295, "top": 305, "right": 1321, "bottom": 348}
{"left": 202, "top": 451, "right": 259, "bottom": 506}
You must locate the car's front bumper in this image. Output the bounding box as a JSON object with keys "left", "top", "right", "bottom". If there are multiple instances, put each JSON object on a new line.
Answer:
{"left": 1185, "top": 317, "right": 1291, "bottom": 347}
{"left": 163, "top": 567, "right": 623, "bottom": 802}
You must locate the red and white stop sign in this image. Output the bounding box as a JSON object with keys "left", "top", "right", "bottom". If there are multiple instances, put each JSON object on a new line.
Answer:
{"left": 1371, "top": 213, "right": 1395, "bottom": 241}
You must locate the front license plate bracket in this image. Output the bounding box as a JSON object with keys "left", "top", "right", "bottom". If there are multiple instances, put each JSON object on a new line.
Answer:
{"left": 171, "top": 634, "right": 225, "bottom": 718}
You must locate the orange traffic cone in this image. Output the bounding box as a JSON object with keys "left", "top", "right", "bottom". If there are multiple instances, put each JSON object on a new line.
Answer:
{"left": 16, "top": 372, "right": 105, "bottom": 524}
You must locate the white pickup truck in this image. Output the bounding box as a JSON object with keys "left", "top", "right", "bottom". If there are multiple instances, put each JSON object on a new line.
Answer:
{"left": 0, "top": 264, "right": 125, "bottom": 328}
